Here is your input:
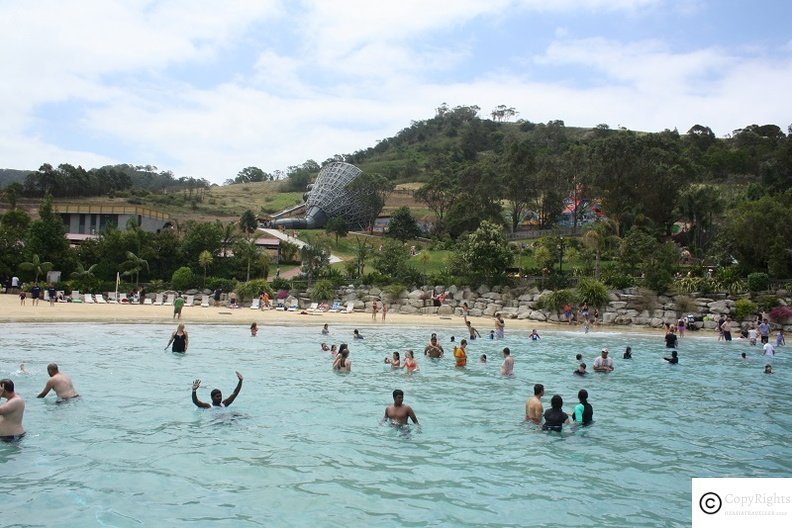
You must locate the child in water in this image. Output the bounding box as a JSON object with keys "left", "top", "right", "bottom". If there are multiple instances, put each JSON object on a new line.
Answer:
{"left": 384, "top": 351, "right": 401, "bottom": 368}
{"left": 480, "top": 354, "right": 487, "bottom": 363}
{"left": 250, "top": 323, "right": 258, "bottom": 337}
{"left": 777, "top": 330, "right": 785, "bottom": 346}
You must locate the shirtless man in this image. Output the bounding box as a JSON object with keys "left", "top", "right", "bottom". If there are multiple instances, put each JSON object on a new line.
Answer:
{"left": 464, "top": 316, "right": 481, "bottom": 340}
{"left": 191, "top": 371, "right": 244, "bottom": 408}
{"left": 384, "top": 389, "right": 418, "bottom": 426}
{"left": 500, "top": 347, "right": 514, "bottom": 376}
{"left": 526, "top": 384, "right": 544, "bottom": 424}
{"left": 37, "top": 363, "right": 79, "bottom": 400}
{"left": 0, "top": 378, "right": 25, "bottom": 441}
{"left": 424, "top": 334, "right": 444, "bottom": 358}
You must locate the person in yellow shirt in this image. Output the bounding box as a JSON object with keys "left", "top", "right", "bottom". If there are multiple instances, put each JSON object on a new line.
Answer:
{"left": 453, "top": 339, "right": 468, "bottom": 367}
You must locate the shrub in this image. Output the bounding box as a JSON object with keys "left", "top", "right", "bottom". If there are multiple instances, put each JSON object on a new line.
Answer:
{"left": 734, "top": 299, "right": 758, "bottom": 321}
{"left": 235, "top": 279, "right": 273, "bottom": 302}
{"left": 575, "top": 277, "right": 609, "bottom": 308}
{"left": 747, "top": 272, "right": 769, "bottom": 292}
{"left": 205, "top": 277, "right": 236, "bottom": 293}
{"left": 171, "top": 267, "right": 195, "bottom": 291}
{"left": 382, "top": 284, "right": 407, "bottom": 302}
{"left": 601, "top": 264, "right": 635, "bottom": 289}
{"left": 631, "top": 288, "right": 658, "bottom": 313}
{"left": 674, "top": 295, "right": 697, "bottom": 315}
{"left": 310, "top": 279, "right": 335, "bottom": 301}
{"left": 536, "top": 289, "right": 578, "bottom": 313}
{"left": 769, "top": 305, "right": 792, "bottom": 323}
{"left": 755, "top": 294, "right": 780, "bottom": 313}
{"left": 270, "top": 277, "right": 290, "bottom": 291}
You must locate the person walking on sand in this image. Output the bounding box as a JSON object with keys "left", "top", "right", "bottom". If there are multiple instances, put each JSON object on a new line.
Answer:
{"left": 37, "top": 363, "right": 79, "bottom": 401}
{"left": 0, "top": 379, "right": 25, "bottom": 442}
{"left": 173, "top": 293, "right": 185, "bottom": 319}
{"left": 371, "top": 300, "right": 378, "bottom": 320}
{"left": 191, "top": 372, "right": 243, "bottom": 408}
{"left": 166, "top": 323, "right": 189, "bottom": 353}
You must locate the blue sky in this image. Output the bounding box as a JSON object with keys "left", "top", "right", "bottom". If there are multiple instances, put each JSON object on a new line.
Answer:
{"left": 1, "top": 0, "right": 790, "bottom": 184}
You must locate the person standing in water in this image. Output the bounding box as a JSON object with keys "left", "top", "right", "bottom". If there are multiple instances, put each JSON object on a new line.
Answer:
{"left": 403, "top": 350, "right": 418, "bottom": 372}
{"left": 542, "top": 394, "right": 571, "bottom": 432}
{"left": 191, "top": 372, "right": 243, "bottom": 408}
{"left": 664, "top": 350, "right": 678, "bottom": 364}
{"left": 453, "top": 339, "right": 468, "bottom": 367}
{"left": 166, "top": 323, "right": 189, "bottom": 353}
{"left": 321, "top": 323, "right": 329, "bottom": 335}
{"left": 37, "top": 363, "right": 79, "bottom": 400}
{"left": 333, "top": 345, "right": 351, "bottom": 372}
{"left": 494, "top": 313, "right": 505, "bottom": 339}
{"left": 572, "top": 389, "right": 593, "bottom": 426}
{"left": 526, "top": 384, "right": 544, "bottom": 424}
{"left": 250, "top": 323, "right": 258, "bottom": 337}
{"left": 0, "top": 379, "right": 25, "bottom": 442}
{"left": 384, "top": 389, "right": 418, "bottom": 425}
{"left": 500, "top": 347, "right": 514, "bottom": 376}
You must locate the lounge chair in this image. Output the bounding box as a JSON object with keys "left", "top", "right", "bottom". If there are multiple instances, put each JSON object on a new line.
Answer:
{"left": 43, "top": 290, "right": 50, "bottom": 301}
{"left": 163, "top": 294, "right": 175, "bottom": 306}
{"left": 119, "top": 293, "right": 129, "bottom": 303}
{"left": 154, "top": 293, "right": 164, "bottom": 305}
{"left": 107, "top": 292, "right": 118, "bottom": 304}
{"left": 95, "top": 293, "right": 107, "bottom": 304}
{"left": 143, "top": 296, "right": 153, "bottom": 305}
{"left": 342, "top": 301, "right": 354, "bottom": 314}
{"left": 288, "top": 300, "right": 299, "bottom": 312}
{"left": 275, "top": 300, "right": 286, "bottom": 311}
{"left": 83, "top": 293, "right": 95, "bottom": 304}
{"left": 184, "top": 294, "right": 194, "bottom": 307}
{"left": 250, "top": 298, "right": 261, "bottom": 310}
{"left": 71, "top": 291, "right": 82, "bottom": 303}
{"left": 328, "top": 301, "right": 341, "bottom": 313}
{"left": 306, "top": 302, "right": 319, "bottom": 313}
{"left": 200, "top": 294, "right": 210, "bottom": 308}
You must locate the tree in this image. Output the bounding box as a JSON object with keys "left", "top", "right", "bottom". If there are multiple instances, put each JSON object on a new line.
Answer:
{"left": 19, "top": 254, "right": 53, "bottom": 283}
{"left": 490, "top": 105, "right": 518, "bottom": 122}
{"left": 345, "top": 172, "right": 392, "bottom": 230}
{"left": 233, "top": 237, "right": 260, "bottom": 282}
{"left": 582, "top": 219, "right": 619, "bottom": 279}
{"left": 25, "top": 195, "right": 72, "bottom": 273}
{"left": 501, "top": 139, "right": 536, "bottom": 233}
{"left": 675, "top": 185, "right": 722, "bottom": 253}
{"left": 235, "top": 166, "right": 267, "bottom": 183}
{"left": 198, "top": 250, "right": 213, "bottom": 287}
{"left": 2, "top": 182, "right": 23, "bottom": 209}
{"left": 171, "top": 266, "right": 195, "bottom": 291}
{"left": 386, "top": 207, "right": 422, "bottom": 241}
{"left": 70, "top": 262, "right": 99, "bottom": 292}
{"left": 324, "top": 216, "right": 349, "bottom": 245}
{"left": 300, "top": 239, "right": 330, "bottom": 286}
{"left": 352, "top": 238, "right": 373, "bottom": 277}
{"left": 450, "top": 220, "right": 514, "bottom": 285}
{"left": 121, "top": 251, "right": 149, "bottom": 287}
{"left": 372, "top": 238, "right": 419, "bottom": 284}
{"left": 239, "top": 210, "right": 258, "bottom": 234}
{"left": 218, "top": 221, "right": 239, "bottom": 258}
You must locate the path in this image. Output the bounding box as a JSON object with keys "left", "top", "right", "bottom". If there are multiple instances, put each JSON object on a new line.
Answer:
{"left": 259, "top": 228, "right": 343, "bottom": 280}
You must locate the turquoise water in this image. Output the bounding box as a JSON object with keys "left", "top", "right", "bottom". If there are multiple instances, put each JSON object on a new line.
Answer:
{"left": 1, "top": 322, "right": 790, "bottom": 527}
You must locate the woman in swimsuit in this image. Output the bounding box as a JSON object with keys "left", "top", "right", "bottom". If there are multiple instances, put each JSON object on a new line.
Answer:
{"left": 403, "top": 350, "right": 418, "bottom": 372}
{"left": 166, "top": 323, "right": 189, "bottom": 353}
{"left": 384, "top": 351, "right": 401, "bottom": 368}
{"left": 332, "top": 347, "right": 351, "bottom": 372}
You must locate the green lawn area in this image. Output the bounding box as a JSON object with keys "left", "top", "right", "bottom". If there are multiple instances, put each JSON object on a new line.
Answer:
{"left": 410, "top": 249, "right": 451, "bottom": 274}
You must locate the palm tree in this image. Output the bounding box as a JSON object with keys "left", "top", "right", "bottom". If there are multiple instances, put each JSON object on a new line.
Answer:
{"left": 71, "top": 262, "right": 99, "bottom": 292}
{"left": 582, "top": 219, "right": 619, "bottom": 279}
{"left": 199, "top": 250, "right": 213, "bottom": 287}
{"left": 353, "top": 237, "right": 373, "bottom": 277}
{"left": 121, "top": 251, "right": 149, "bottom": 287}
{"left": 234, "top": 237, "right": 259, "bottom": 282}
{"left": 19, "top": 254, "right": 53, "bottom": 283}
{"left": 218, "top": 221, "right": 239, "bottom": 257}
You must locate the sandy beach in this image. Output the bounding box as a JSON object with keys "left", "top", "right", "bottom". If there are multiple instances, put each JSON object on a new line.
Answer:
{"left": 0, "top": 293, "right": 661, "bottom": 336}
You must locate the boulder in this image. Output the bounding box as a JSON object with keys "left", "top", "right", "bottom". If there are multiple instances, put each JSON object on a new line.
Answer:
{"left": 399, "top": 305, "right": 419, "bottom": 314}
{"left": 468, "top": 308, "right": 483, "bottom": 317}
{"left": 529, "top": 310, "right": 547, "bottom": 321}
{"left": 708, "top": 300, "right": 731, "bottom": 314}
{"left": 602, "top": 312, "right": 617, "bottom": 324}
{"left": 438, "top": 305, "right": 454, "bottom": 315}
{"left": 477, "top": 285, "right": 490, "bottom": 295}
{"left": 369, "top": 287, "right": 382, "bottom": 297}
{"left": 408, "top": 289, "right": 425, "bottom": 299}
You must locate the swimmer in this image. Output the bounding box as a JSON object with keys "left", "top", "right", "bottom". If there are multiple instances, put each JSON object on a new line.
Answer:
{"left": 530, "top": 329, "right": 540, "bottom": 341}
{"left": 384, "top": 389, "right": 418, "bottom": 426}
{"left": 321, "top": 343, "right": 330, "bottom": 352}
{"left": 0, "top": 379, "right": 25, "bottom": 442}
{"left": 453, "top": 339, "right": 468, "bottom": 367}
{"left": 191, "top": 371, "right": 244, "bottom": 408}
{"left": 764, "top": 364, "right": 773, "bottom": 374}
{"left": 330, "top": 344, "right": 337, "bottom": 355}
{"left": 500, "top": 347, "right": 514, "bottom": 376}
{"left": 542, "top": 394, "right": 570, "bottom": 432}
{"left": 623, "top": 347, "right": 632, "bottom": 359}
{"left": 403, "top": 350, "right": 418, "bottom": 372}
{"left": 353, "top": 329, "right": 364, "bottom": 340}
{"left": 17, "top": 363, "right": 29, "bottom": 375}
{"left": 464, "top": 317, "right": 481, "bottom": 340}
{"left": 573, "top": 389, "right": 593, "bottom": 426}
{"left": 748, "top": 326, "right": 757, "bottom": 346}
{"left": 777, "top": 330, "right": 785, "bottom": 346}
{"left": 333, "top": 345, "right": 351, "bottom": 372}
{"left": 489, "top": 330, "right": 495, "bottom": 340}
{"left": 385, "top": 351, "right": 401, "bottom": 368}
{"left": 37, "top": 363, "right": 79, "bottom": 400}
{"left": 575, "top": 353, "right": 583, "bottom": 362}
{"left": 424, "top": 334, "right": 444, "bottom": 358}
{"left": 166, "top": 323, "right": 189, "bottom": 353}
{"left": 450, "top": 336, "right": 455, "bottom": 343}
{"left": 664, "top": 350, "right": 678, "bottom": 364}
{"left": 573, "top": 363, "right": 587, "bottom": 376}
{"left": 741, "top": 352, "right": 747, "bottom": 360}
{"left": 525, "top": 384, "right": 544, "bottom": 424}
{"left": 321, "top": 323, "right": 329, "bottom": 335}
{"left": 593, "top": 348, "right": 614, "bottom": 372}
{"left": 250, "top": 322, "right": 258, "bottom": 337}
{"left": 480, "top": 354, "right": 487, "bottom": 363}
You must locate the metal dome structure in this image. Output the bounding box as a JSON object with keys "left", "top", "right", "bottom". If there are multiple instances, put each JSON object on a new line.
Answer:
{"left": 272, "top": 161, "right": 373, "bottom": 230}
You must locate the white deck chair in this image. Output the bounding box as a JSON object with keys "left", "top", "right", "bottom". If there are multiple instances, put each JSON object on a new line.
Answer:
{"left": 143, "top": 295, "right": 153, "bottom": 305}
{"left": 154, "top": 293, "right": 164, "bottom": 305}
{"left": 95, "top": 294, "right": 107, "bottom": 304}
{"left": 328, "top": 301, "right": 341, "bottom": 313}
{"left": 250, "top": 298, "right": 261, "bottom": 310}
{"left": 306, "top": 302, "right": 319, "bottom": 313}
{"left": 83, "top": 293, "right": 95, "bottom": 304}
{"left": 184, "top": 294, "right": 194, "bottom": 307}
{"left": 200, "top": 294, "right": 210, "bottom": 307}
{"left": 342, "top": 301, "right": 354, "bottom": 314}
{"left": 163, "top": 294, "right": 175, "bottom": 306}
{"left": 71, "top": 291, "right": 82, "bottom": 303}
{"left": 43, "top": 290, "right": 50, "bottom": 301}
{"left": 107, "top": 292, "right": 118, "bottom": 304}
{"left": 119, "top": 293, "right": 128, "bottom": 303}
{"left": 288, "top": 300, "right": 299, "bottom": 312}
{"left": 275, "top": 300, "right": 286, "bottom": 311}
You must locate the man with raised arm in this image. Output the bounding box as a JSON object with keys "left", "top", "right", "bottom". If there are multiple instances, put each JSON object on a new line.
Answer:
{"left": 37, "top": 363, "right": 79, "bottom": 400}
{"left": 191, "top": 371, "right": 244, "bottom": 408}
{"left": 384, "top": 389, "right": 418, "bottom": 426}
{"left": 0, "top": 379, "right": 26, "bottom": 442}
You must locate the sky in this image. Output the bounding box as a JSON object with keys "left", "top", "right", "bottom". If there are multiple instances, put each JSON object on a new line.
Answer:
{"left": 1, "top": 0, "right": 791, "bottom": 184}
